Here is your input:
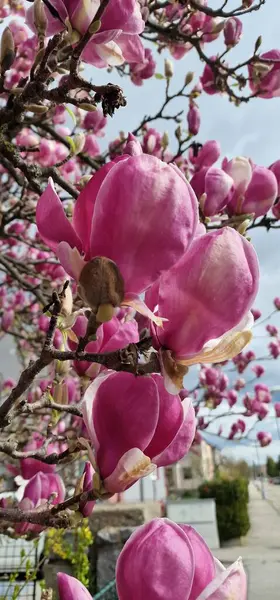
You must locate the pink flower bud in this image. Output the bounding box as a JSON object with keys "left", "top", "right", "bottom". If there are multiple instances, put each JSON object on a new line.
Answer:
{"left": 82, "top": 372, "right": 195, "bottom": 493}
{"left": 187, "top": 103, "right": 200, "bottom": 136}
{"left": 274, "top": 297, "right": 280, "bottom": 310}
{"left": 190, "top": 140, "right": 221, "bottom": 170}
{"left": 275, "top": 402, "right": 280, "bottom": 418}
{"left": 57, "top": 573, "right": 92, "bottom": 600}
{"left": 224, "top": 17, "right": 243, "bottom": 47}
{"left": 257, "top": 431, "right": 272, "bottom": 447}
{"left": 266, "top": 324, "right": 278, "bottom": 336}
{"left": 79, "top": 462, "right": 95, "bottom": 517}
{"left": 228, "top": 389, "right": 238, "bottom": 407}
{"left": 269, "top": 340, "right": 280, "bottom": 359}
{"left": 251, "top": 308, "right": 262, "bottom": 320}
{"left": 269, "top": 159, "right": 280, "bottom": 196}
{"left": 2, "top": 309, "right": 14, "bottom": 330}
{"left": 272, "top": 199, "right": 280, "bottom": 219}
{"left": 248, "top": 50, "right": 280, "bottom": 99}
{"left": 200, "top": 58, "right": 219, "bottom": 95}
{"left": 190, "top": 166, "right": 233, "bottom": 216}
{"left": 116, "top": 519, "right": 247, "bottom": 600}
{"left": 252, "top": 364, "right": 265, "bottom": 378}
{"left": 225, "top": 158, "right": 277, "bottom": 218}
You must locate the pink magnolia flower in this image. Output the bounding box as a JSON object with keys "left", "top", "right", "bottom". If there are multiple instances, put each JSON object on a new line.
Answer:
{"left": 234, "top": 378, "right": 246, "bottom": 391}
{"left": 190, "top": 166, "right": 233, "bottom": 216}
{"left": 200, "top": 58, "right": 219, "bottom": 95}
{"left": 78, "top": 462, "right": 95, "bottom": 517}
{"left": 274, "top": 297, "right": 280, "bottom": 310}
{"left": 266, "top": 324, "right": 278, "bottom": 336}
{"left": 269, "top": 159, "right": 280, "bottom": 196}
{"left": 224, "top": 17, "right": 243, "bottom": 47}
{"left": 16, "top": 472, "right": 65, "bottom": 535}
{"left": 248, "top": 50, "right": 280, "bottom": 98}
{"left": 27, "top": 0, "right": 145, "bottom": 67}
{"left": 189, "top": 140, "right": 221, "bottom": 171}
{"left": 187, "top": 103, "right": 201, "bottom": 136}
{"left": 69, "top": 314, "right": 139, "bottom": 377}
{"left": 251, "top": 400, "right": 269, "bottom": 420}
{"left": 116, "top": 518, "right": 247, "bottom": 600}
{"left": 251, "top": 308, "right": 261, "bottom": 320}
{"left": 228, "top": 389, "right": 238, "bottom": 407}
{"left": 83, "top": 134, "right": 100, "bottom": 157}
{"left": 142, "top": 128, "right": 162, "bottom": 156}
{"left": 273, "top": 199, "right": 280, "bottom": 219}
{"left": 147, "top": 227, "right": 259, "bottom": 392}
{"left": 36, "top": 145, "right": 198, "bottom": 322}
{"left": 82, "top": 371, "right": 195, "bottom": 493}
{"left": 252, "top": 364, "right": 265, "bottom": 378}
{"left": 130, "top": 48, "right": 156, "bottom": 86}
{"left": 254, "top": 383, "right": 271, "bottom": 404}
{"left": 274, "top": 402, "right": 280, "bottom": 418}
{"left": 83, "top": 109, "right": 107, "bottom": 135}
{"left": 20, "top": 433, "right": 59, "bottom": 479}
{"left": 269, "top": 340, "right": 280, "bottom": 359}
{"left": 57, "top": 573, "right": 92, "bottom": 600}
{"left": 257, "top": 431, "right": 272, "bottom": 447}
{"left": 223, "top": 157, "right": 277, "bottom": 217}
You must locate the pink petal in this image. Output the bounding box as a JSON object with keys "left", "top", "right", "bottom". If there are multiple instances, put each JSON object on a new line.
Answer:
{"left": 101, "top": 0, "right": 143, "bottom": 33}
{"left": 145, "top": 374, "right": 184, "bottom": 459}
{"left": 154, "top": 398, "right": 196, "bottom": 466}
{"left": 101, "top": 317, "right": 139, "bottom": 352}
{"left": 197, "top": 558, "right": 247, "bottom": 599}
{"left": 116, "top": 518, "right": 195, "bottom": 600}
{"left": 36, "top": 179, "right": 82, "bottom": 253}
{"left": 117, "top": 33, "right": 145, "bottom": 63}
{"left": 156, "top": 227, "right": 259, "bottom": 359}
{"left": 57, "top": 242, "right": 86, "bottom": 280}
{"left": 103, "top": 448, "right": 156, "bottom": 493}
{"left": 73, "top": 161, "right": 124, "bottom": 257}
{"left": 179, "top": 525, "right": 216, "bottom": 600}
{"left": 90, "top": 154, "right": 198, "bottom": 294}
{"left": 57, "top": 573, "right": 92, "bottom": 600}
{"left": 242, "top": 166, "right": 277, "bottom": 217}
{"left": 82, "top": 372, "right": 160, "bottom": 479}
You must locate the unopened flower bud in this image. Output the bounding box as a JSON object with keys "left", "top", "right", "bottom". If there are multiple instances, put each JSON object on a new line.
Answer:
{"left": 0, "top": 27, "right": 15, "bottom": 74}
{"left": 24, "top": 104, "right": 49, "bottom": 114}
{"left": 61, "top": 283, "right": 73, "bottom": 317}
{"left": 78, "top": 257, "right": 125, "bottom": 315}
{"left": 185, "top": 72, "right": 194, "bottom": 86}
{"left": 79, "top": 103, "right": 97, "bottom": 112}
{"left": 55, "top": 360, "right": 70, "bottom": 376}
{"left": 71, "top": 133, "right": 86, "bottom": 154}
{"left": 164, "top": 59, "right": 174, "bottom": 78}
{"left": 161, "top": 131, "right": 169, "bottom": 149}
{"left": 34, "top": 0, "right": 48, "bottom": 37}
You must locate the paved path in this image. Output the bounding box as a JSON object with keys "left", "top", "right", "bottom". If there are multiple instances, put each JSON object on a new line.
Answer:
{"left": 215, "top": 482, "right": 280, "bottom": 600}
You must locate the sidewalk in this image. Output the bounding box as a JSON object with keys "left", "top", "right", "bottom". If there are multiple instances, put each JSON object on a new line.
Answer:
{"left": 215, "top": 482, "right": 280, "bottom": 600}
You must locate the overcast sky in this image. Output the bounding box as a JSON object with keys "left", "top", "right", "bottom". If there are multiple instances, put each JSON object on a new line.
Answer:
{"left": 1, "top": 0, "right": 280, "bottom": 463}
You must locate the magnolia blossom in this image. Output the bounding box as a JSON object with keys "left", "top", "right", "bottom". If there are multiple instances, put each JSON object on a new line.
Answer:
{"left": 224, "top": 17, "right": 243, "bottom": 47}
{"left": 116, "top": 518, "right": 247, "bottom": 600}
{"left": 257, "top": 431, "right": 272, "bottom": 447}
{"left": 189, "top": 140, "right": 221, "bottom": 171}
{"left": 27, "top": 0, "right": 145, "bottom": 67}
{"left": 252, "top": 364, "right": 265, "bottom": 378}
{"left": 147, "top": 227, "right": 259, "bottom": 392}
{"left": 82, "top": 372, "right": 195, "bottom": 493}
{"left": 223, "top": 157, "right": 277, "bottom": 217}
{"left": 190, "top": 166, "right": 233, "bottom": 216}
{"left": 251, "top": 308, "right": 261, "bottom": 320}
{"left": 274, "top": 402, "right": 280, "bottom": 418}
{"left": 36, "top": 141, "right": 198, "bottom": 323}
{"left": 248, "top": 50, "right": 280, "bottom": 98}
{"left": 200, "top": 58, "right": 219, "bottom": 95}
{"left": 69, "top": 314, "right": 139, "bottom": 377}
{"left": 187, "top": 103, "right": 201, "bottom": 136}
{"left": 77, "top": 462, "right": 95, "bottom": 517}
{"left": 16, "top": 472, "right": 65, "bottom": 534}
{"left": 57, "top": 573, "right": 92, "bottom": 600}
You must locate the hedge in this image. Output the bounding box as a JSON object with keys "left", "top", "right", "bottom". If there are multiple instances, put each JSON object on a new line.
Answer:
{"left": 198, "top": 477, "right": 250, "bottom": 542}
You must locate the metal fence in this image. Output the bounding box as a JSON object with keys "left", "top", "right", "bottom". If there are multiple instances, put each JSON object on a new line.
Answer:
{"left": 93, "top": 579, "right": 118, "bottom": 600}
{"left": 0, "top": 534, "right": 44, "bottom": 600}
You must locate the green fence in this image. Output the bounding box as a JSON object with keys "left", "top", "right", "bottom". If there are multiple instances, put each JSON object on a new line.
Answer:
{"left": 93, "top": 579, "right": 117, "bottom": 599}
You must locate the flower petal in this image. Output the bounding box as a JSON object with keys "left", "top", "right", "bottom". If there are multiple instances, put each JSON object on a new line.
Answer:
{"left": 116, "top": 518, "right": 195, "bottom": 600}
{"left": 196, "top": 558, "right": 247, "bottom": 600}
{"left": 153, "top": 398, "right": 196, "bottom": 466}
{"left": 36, "top": 179, "right": 82, "bottom": 253}
{"left": 90, "top": 154, "right": 198, "bottom": 294}
{"left": 179, "top": 525, "right": 216, "bottom": 600}
{"left": 103, "top": 448, "right": 156, "bottom": 493}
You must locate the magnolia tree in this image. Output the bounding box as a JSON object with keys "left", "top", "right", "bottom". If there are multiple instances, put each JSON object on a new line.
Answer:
{"left": 0, "top": 0, "right": 280, "bottom": 597}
